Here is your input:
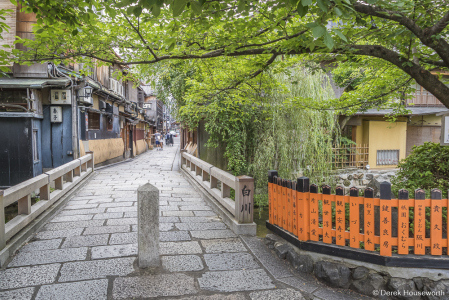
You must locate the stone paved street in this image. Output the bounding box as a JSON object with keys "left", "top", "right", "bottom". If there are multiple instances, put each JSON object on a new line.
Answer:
{"left": 0, "top": 138, "right": 373, "bottom": 300}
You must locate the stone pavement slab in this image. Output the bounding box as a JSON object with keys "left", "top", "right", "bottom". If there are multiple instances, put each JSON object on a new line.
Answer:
{"left": 61, "top": 234, "right": 109, "bottom": 248}
{"left": 171, "top": 294, "right": 246, "bottom": 300}
{"left": 107, "top": 218, "right": 137, "bottom": 226}
{"left": 112, "top": 274, "right": 197, "bottom": 299}
{"left": 204, "top": 252, "right": 260, "bottom": 271}
{"left": 201, "top": 239, "right": 247, "bottom": 253}
{"left": 35, "top": 279, "right": 108, "bottom": 300}
{"left": 0, "top": 287, "right": 34, "bottom": 300}
{"left": 160, "top": 231, "right": 191, "bottom": 242}
{"left": 175, "top": 222, "right": 227, "bottom": 231}
{"left": 58, "top": 257, "right": 135, "bottom": 282}
{"left": 198, "top": 269, "right": 275, "bottom": 292}
{"left": 43, "top": 220, "right": 105, "bottom": 231}
{"left": 193, "top": 211, "right": 218, "bottom": 217}
{"left": 109, "top": 232, "right": 137, "bottom": 245}
{"left": 249, "top": 288, "right": 305, "bottom": 300}
{"left": 163, "top": 211, "right": 195, "bottom": 217}
{"left": 92, "top": 212, "right": 123, "bottom": 219}
{"left": 190, "top": 230, "right": 236, "bottom": 239}
{"left": 0, "top": 264, "right": 60, "bottom": 289}
{"left": 9, "top": 248, "right": 87, "bottom": 267}
{"left": 162, "top": 255, "right": 204, "bottom": 272}
{"left": 91, "top": 244, "right": 137, "bottom": 259}
{"left": 20, "top": 239, "right": 62, "bottom": 252}
{"left": 59, "top": 208, "right": 105, "bottom": 216}
{"left": 160, "top": 241, "right": 203, "bottom": 255}
{"left": 83, "top": 225, "right": 129, "bottom": 235}
{"left": 36, "top": 228, "right": 84, "bottom": 240}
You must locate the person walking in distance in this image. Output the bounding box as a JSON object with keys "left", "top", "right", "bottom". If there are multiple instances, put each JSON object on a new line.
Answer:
{"left": 154, "top": 131, "right": 162, "bottom": 151}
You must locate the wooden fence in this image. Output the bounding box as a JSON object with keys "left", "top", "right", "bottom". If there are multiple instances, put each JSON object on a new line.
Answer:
{"left": 267, "top": 171, "right": 448, "bottom": 257}
{"left": 332, "top": 144, "right": 369, "bottom": 169}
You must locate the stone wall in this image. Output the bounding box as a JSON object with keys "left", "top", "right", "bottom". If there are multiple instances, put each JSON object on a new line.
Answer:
{"left": 265, "top": 234, "right": 449, "bottom": 300}
{"left": 333, "top": 169, "right": 398, "bottom": 197}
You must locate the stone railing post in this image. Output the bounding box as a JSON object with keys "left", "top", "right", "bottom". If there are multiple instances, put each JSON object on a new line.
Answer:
{"left": 0, "top": 190, "right": 5, "bottom": 250}
{"left": 235, "top": 175, "right": 254, "bottom": 224}
{"left": 180, "top": 149, "right": 187, "bottom": 166}
{"left": 86, "top": 151, "right": 95, "bottom": 171}
{"left": 137, "top": 183, "right": 160, "bottom": 268}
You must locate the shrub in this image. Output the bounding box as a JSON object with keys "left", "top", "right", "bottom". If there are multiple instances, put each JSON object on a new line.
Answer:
{"left": 391, "top": 142, "right": 449, "bottom": 198}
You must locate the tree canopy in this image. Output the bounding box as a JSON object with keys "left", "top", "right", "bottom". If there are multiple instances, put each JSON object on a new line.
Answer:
{"left": 10, "top": 0, "right": 449, "bottom": 110}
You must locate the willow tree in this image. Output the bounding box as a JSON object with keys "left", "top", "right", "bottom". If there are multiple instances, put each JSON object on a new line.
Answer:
{"left": 249, "top": 66, "right": 338, "bottom": 208}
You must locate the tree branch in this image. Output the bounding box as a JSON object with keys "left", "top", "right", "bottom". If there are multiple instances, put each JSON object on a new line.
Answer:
{"left": 204, "top": 52, "right": 278, "bottom": 99}
{"left": 353, "top": 3, "right": 449, "bottom": 67}
{"left": 425, "top": 10, "right": 449, "bottom": 36}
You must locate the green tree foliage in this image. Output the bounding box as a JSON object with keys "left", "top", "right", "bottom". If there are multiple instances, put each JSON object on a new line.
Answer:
{"left": 391, "top": 142, "right": 449, "bottom": 234}
{"left": 391, "top": 142, "right": 449, "bottom": 198}
{"left": 249, "top": 66, "right": 338, "bottom": 208}
{"left": 13, "top": 0, "right": 449, "bottom": 111}
{"left": 0, "top": 8, "right": 15, "bottom": 75}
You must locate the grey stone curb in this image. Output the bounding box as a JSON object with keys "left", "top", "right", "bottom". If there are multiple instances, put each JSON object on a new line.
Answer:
{"left": 0, "top": 171, "right": 97, "bottom": 268}
{"left": 94, "top": 158, "right": 134, "bottom": 171}
{"left": 180, "top": 167, "right": 256, "bottom": 236}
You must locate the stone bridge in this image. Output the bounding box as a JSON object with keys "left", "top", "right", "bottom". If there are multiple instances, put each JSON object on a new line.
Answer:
{"left": 0, "top": 138, "right": 372, "bottom": 300}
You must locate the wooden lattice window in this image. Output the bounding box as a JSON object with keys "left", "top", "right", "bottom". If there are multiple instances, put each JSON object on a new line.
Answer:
{"left": 88, "top": 112, "right": 100, "bottom": 130}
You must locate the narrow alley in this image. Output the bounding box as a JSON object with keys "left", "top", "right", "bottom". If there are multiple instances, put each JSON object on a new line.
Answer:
{"left": 0, "top": 138, "right": 371, "bottom": 300}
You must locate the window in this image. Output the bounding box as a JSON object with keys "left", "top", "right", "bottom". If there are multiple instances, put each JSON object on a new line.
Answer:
{"left": 376, "top": 150, "right": 399, "bottom": 165}
{"left": 33, "top": 130, "right": 39, "bottom": 162}
{"left": 88, "top": 112, "right": 100, "bottom": 130}
{"left": 109, "top": 66, "right": 113, "bottom": 78}
{"left": 107, "top": 117, "right": 113, "bottom": 131}
{"left": 0, "top": 89, "right": 28, "bottom": 112}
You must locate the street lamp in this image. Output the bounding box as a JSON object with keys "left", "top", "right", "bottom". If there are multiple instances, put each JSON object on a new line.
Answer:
{"left": 78, "top": 85, "right": 93, "bottom": 100}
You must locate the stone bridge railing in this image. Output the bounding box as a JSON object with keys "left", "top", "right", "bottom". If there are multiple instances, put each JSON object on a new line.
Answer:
{"left": 0, "top": 152, "right": 95, "bottom": 255}
{"left": 181, "top": 151, "right": 256, "bottom": 234}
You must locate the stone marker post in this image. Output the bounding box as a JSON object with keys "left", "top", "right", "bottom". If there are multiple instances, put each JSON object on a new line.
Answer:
{"left": 137, "top": 183, "right": 160, "bottom": 268}
{"left": 235, "top": 175, "right": 255, "bottom": 224}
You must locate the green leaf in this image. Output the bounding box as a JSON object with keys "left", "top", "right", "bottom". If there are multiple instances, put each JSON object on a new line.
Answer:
{"left": 323, "top": 31, "right": 334, "bottom": 49}
{"left": 172, "top": 0, "right": 187, "bottom": 17}
{"left": 312, "top": 26, "right": 326, "bottom": 39}
{"left": 316, "top": 0, "right": 328, "bottom": 12}
{"left": 238, "top": 0, "right": 246, "bottom": 13}
{"left": 152, "top": 4, "right": 161, "bottom": 17}
{"left": 133, "top": 6, "right": 142, "bottom": 17}
{"left": 301, "top": 0, "right": 312, "bottom": 5}
{"left": 306, "top": 22, "right": 319, "bottom": 28}
{"left": 126, "top": 6, "right": 134, "bottom": 15}
{"left": 366, "top": 0, "right": 378, "bottom": 3}
{"left": 191, "top": 1, "right": 202, "bottom": 15}
{"left": 116, "top": 0, "right": 135, "bottom": 8}
{"left": 297, "top": 3, "right": 309, "bottom": 17}
{"left": 333, "top": 29, "right": 347, "bottom": 42}
{"left": 72, "top": 29, "right": 78, "bottom": 36}
{"left": 142, "top": 0, "right": 156, "bottom": 8}
{"left": 334, "top": 7, "right": 342, "bottom": 16}
{"left": 35, "top": 29, "right": 44, "bottom": 34}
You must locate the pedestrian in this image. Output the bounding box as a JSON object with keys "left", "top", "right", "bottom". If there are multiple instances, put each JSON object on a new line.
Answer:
{"left": 154, "top": 131, "right": 162, "bottom": 151}
{"left": 169, "top": 132, "right": 174, "bottom": 146}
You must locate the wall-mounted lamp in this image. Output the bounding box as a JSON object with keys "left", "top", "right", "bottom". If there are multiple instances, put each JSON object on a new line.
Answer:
{"left": 78, "top": 85, "right": 93, "bottom": 100}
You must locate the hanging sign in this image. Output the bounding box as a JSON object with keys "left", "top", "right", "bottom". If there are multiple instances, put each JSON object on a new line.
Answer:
{"left": 51, "top": 106, "right": 62, "bottom": 123}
